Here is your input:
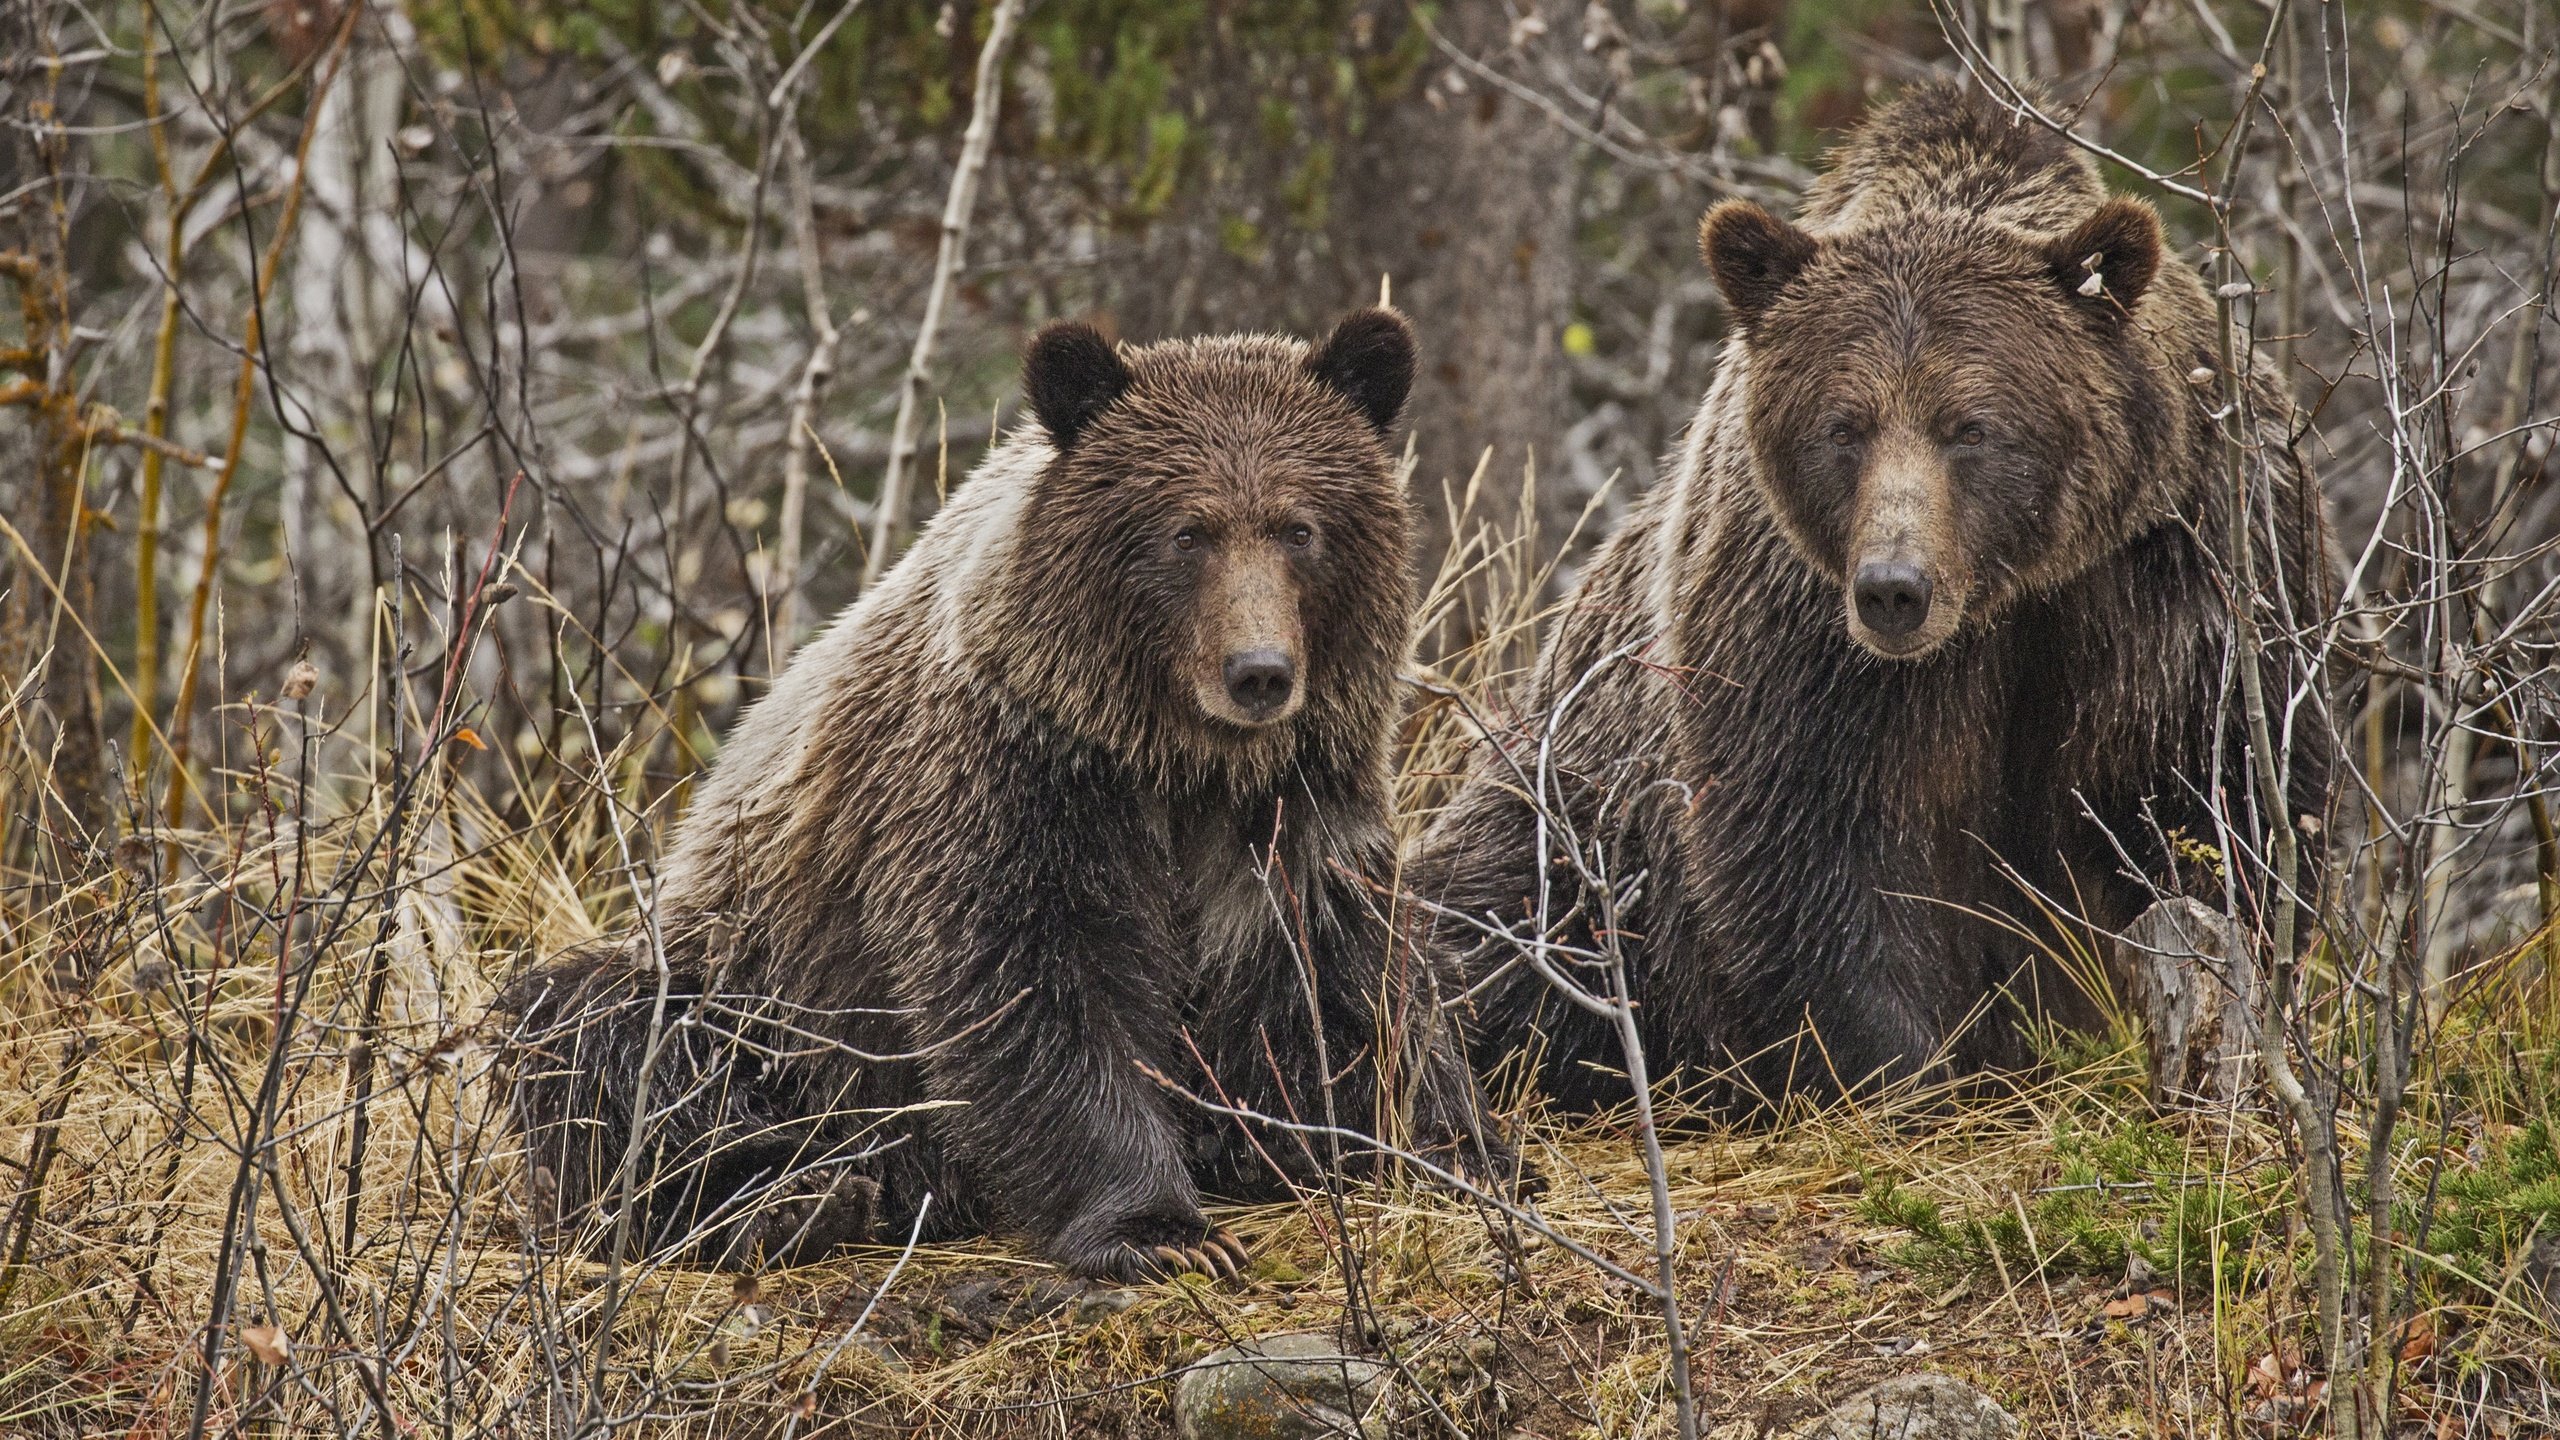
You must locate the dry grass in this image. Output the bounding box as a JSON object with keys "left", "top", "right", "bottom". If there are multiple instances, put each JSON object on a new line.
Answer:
{"left": 9, "top": 891, "right": 2550, "bottom": 1439}
{"left": 2, "top": 476, "right": 2555, "bottom": 1440}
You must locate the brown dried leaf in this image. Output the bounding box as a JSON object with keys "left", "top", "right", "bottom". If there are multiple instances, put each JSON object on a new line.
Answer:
{"left": 2397, "top": 1310, "right": 2438, "bottom": 1363}
{"left": 240, "top": 1322, "right": 291, "bottom": 1365}
{"left": 2247, "top": 1350, "right": 2289, "bottom": 1399}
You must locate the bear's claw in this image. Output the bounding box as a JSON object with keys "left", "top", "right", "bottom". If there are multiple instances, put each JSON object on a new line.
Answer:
{"left": 1136, "top": 1227, "right": 1249, "bottom": 1281}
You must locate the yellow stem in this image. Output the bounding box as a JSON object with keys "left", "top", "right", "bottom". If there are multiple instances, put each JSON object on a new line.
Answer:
{"left": 131, "top": 0, "right": 182, "bottom": 776}
{"left": 161, "top": 0, "right": 365, "bottom": 838}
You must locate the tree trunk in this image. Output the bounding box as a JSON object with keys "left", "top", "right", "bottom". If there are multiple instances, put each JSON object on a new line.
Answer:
{"left": 1333, "top": 13, "right": 1583, "bottom": 574}
{"left": 1103, "top": 1, "right": 1583, "bottom": 580}
{"left": 3, "top": 0, "right": 107, "bottom": 839}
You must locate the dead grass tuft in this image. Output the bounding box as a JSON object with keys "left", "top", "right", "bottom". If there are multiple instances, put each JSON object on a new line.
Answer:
{"left": 2, "top": 479, "right": 2553, "bottom": 1439}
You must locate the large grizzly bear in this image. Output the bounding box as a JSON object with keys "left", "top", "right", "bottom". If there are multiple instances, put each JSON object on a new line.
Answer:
{"left": 1413, "top": 85, "right": 2334, "bottom": 1109}
{"left": 503, "top": 309, "right": 1502, "bottom": 1279}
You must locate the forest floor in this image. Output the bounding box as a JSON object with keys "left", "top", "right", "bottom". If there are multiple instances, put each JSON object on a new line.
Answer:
{"left": 614, "top": 1029, "right": 2560, "bottom": 1439}
{"left": 5, "top": 962, "right": 2552, "bottom": 1438}
{"left": 0, "top": 578, "right": 2553, "bottom": 1436}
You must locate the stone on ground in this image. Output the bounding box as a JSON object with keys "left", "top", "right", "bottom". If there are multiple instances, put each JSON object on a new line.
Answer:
{"left": 1802, "top": 1373, "right": 2021, "bottom": 1439}
{"left": 1172, "top": 1332, "right": 1389, "bottom": 1440}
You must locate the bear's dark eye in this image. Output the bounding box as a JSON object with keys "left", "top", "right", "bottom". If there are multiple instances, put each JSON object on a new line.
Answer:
{"left": 1954, "top": 422, "right": 1988, "bottom": 448}
{"left": 1285, "top": 523, "right": 1314, "bottom": 549}
{"left": 1826, "top": 423, "right": 1859, "bottom": 449}
{"left": 1173, "top": 528, "right": 1202, "bottom": 553}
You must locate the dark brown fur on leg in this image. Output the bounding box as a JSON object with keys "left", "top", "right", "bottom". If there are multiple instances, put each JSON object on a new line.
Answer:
{"left": 500, "top": 939, "right": 897, "bottom": 1265}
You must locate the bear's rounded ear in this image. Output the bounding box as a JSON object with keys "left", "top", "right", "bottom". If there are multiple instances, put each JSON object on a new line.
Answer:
{"left": 1699, "top": 200, "right": 1818, "bottom": 332}
{"left": 1022, "top": 321, "right": 1132, "bottom": 451}
{"left": 2043, "top": 197, "right": 2163, "bottom": 321}
{"left": 1303, "top": 306, "right": 1416, "bottom": 435}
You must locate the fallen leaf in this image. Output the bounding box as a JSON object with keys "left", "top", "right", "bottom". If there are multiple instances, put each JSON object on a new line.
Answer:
{"left": 451, "top": 726, "right": 487, "bottom": 751}
{"left": 2247, "top": 1349, "right": 2293, "bottom": 1400}
{"left": 240, "top": 1323, "right": 291, "bottom": 1365}
{"left": 2397, "top": 1309, "right": 2438, "bottom": 1362}
{"left": 2103, "top": 1289, "right": 2175, "bottom": 1322}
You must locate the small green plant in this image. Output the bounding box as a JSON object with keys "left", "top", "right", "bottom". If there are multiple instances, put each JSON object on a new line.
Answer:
{"left": 2405, "top": 1119, "right": 2560, "bottom": 1276}
{"left": 1860, "top": 1107, "right": 2287, "bottom": 1292}
{"left": 1858, "top": 1172, "right": 1949, "bottom": 1245}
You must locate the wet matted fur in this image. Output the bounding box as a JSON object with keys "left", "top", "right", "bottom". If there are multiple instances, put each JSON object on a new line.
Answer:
{"left": 1414, "top": 84, "right": 2338, "bottom": 1110}
{"left": 501, "top": 309, "right": 1503, "bottom": 1279}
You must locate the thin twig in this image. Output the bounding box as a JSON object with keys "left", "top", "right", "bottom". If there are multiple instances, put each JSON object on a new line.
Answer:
{"left": 861, "top": 0, "right": 1024, "bottom": 585}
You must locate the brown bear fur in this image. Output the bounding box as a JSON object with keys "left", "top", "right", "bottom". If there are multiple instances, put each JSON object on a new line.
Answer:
{"left": 502, "top": 310, "right": 1502, "bottom": 1279}
{"left": 1411, "top": 84, "right": 2337, "bottom": 1109}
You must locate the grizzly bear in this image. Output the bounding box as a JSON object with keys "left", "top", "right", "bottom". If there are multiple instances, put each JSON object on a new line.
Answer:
{"left": 502, "top": 309, "right": 1503, "bottom": 1279}
{"left": 1412, "top": 84, "right": 2335, "bottom": 1109}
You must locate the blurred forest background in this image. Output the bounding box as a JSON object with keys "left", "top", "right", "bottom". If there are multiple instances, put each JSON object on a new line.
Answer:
{"left": 3, "top": 0, "right": 2558, "bottom": 1436}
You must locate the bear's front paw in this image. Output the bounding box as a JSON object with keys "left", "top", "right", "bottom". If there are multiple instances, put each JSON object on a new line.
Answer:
{"left": 1136, "top": 1226, "right": 1251, "bottom": 1281}
{"left": 1443, "top": 1131, "right": 1532, "bottom": 1198}
{"left": 1054, "top": 1213, "right": 1251, "bottom": 1284}
{"left": 1412, "top": 1095, "right": 1540, "bottom": 1202}
{"left": 1423, "top": 1122, "right": 1536, "bottom": 1199}
{"left": 718, "top": 1170, "right": 880, "bottom": 1270}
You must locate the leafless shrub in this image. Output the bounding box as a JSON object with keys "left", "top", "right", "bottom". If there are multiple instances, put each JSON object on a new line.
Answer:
{"left": 0, "top": 1, "right": 2552, "bottom": 1437}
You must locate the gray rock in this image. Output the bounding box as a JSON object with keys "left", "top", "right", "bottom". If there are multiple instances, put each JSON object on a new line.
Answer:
{"left": 1173, "top": 1332, "right": 1389, "bottom": 1440}
{"left": 1071, "top": 1287, "right": 1138, "bottom": 1326}
{"left": 1803, "top": 1373, "right": 2021, "bottom": 1439}
{"left": 2526, "top": 1235, "right": 2560, "bottom": 1325}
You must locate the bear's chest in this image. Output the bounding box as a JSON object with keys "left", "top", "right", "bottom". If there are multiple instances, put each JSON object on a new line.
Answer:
{"left": 1152, "top": 798, "right": 1287, "bottom": 994}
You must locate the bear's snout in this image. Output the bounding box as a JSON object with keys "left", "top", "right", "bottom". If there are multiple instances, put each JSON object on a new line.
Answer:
{"left": 1192, "top": 543, "right": 1307, "bottom": 729}
{"left": 1839, "top": 432, "right": 1970, "bottom": 660}
{"left": 1852, "top": 560, "right": 1933, "bottom": 639}
{"left": 1223, "top": 649, "right": 1296, "bottom": 720}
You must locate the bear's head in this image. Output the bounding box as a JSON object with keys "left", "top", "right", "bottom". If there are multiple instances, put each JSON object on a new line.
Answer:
{"left": 995, "top": 308, "right": 1417, "bottom": 782}
{"left": 1699, "top": 194, "right": 2172, "bottom": 660}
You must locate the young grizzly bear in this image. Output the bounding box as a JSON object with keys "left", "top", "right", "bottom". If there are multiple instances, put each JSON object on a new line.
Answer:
{"left": 1413, "top": 84, "right": 2335, "bottom": 1108}
{"left": 504, "top": 309, "right": 1502, "bottom": 1279}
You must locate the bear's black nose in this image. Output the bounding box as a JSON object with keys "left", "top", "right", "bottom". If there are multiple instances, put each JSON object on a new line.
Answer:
{"left": 1853, "top": 561, "right": 1933, "bottom": 637}
{"left": 1223, "top": 649, "right": 1296, "bottom": 718}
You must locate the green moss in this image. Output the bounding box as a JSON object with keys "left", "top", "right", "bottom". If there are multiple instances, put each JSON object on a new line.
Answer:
{"left": 1129, "top": 112, "right": 1194, "bottom": 220}
{"left": 1282, "top": 141, "right": 1335, "bottom": 229}
{"left": 421, "top": 0, "right": 1424, "bottom": 249}
{"left": 1218, "top": 214, "right": 1268, "bottom": 265}
{"left": 2406, "top": 1119, "right": 2560, "bottom": 1275}
{"left": 1858, "top": 1172, "right": 1949, "bottom": 1244}
{"left": 1862, "top": 1105, "right": 2291, "bottom": 1292}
